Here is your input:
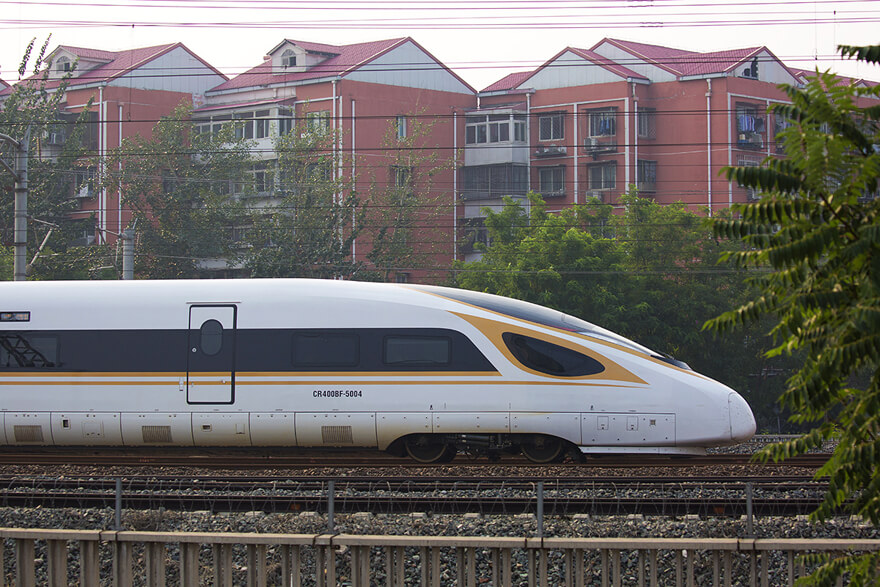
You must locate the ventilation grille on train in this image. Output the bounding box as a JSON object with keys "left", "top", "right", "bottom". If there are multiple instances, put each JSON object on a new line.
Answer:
{"left": 14, "top": 425, "right": 44, "bottom": 443}
{"left": 321, "top": 426, "right": 353, "bottom": 445}
{"left": 142, "top": 425, "right": 173, "bottom": 443}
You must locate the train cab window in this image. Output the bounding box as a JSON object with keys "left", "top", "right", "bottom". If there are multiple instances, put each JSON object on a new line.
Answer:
{"left": 384, "top": 336, "right": 450, "bottom": 366}
{"left": 292, "top": 332, "right": 359, "bottom": 367}
{"left": 199, "top": 320, "right": 224, "bottom": 356}
{"left": 0, "top": 333, "right": 59, "bottom": 369}
{"left": 503, "top": 333, "right": 604, "bottom": 377}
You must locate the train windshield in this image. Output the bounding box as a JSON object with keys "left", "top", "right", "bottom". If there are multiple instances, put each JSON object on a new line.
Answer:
{"left": 409, "top": 285, "right": 691, "bottom": 370}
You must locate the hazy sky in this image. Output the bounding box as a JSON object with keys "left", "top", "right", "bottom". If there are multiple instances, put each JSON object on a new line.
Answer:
{"left": 2, "top": 0, "right": 879, "bottom": 90}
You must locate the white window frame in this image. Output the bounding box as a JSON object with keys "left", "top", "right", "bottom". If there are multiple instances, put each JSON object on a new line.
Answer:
{"left": 538, "top": 112, "right": 564, "bottom": 141}
{"left": 589, "top": 162, "right": 617, "bottom": 191}
{"left": 538, "top": 166, "right": 566, "bottom": 196}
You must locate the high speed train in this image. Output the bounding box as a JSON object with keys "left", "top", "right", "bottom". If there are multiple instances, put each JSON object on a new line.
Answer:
{"left": 0, "top": 279, "right": 755, "bottom": 463}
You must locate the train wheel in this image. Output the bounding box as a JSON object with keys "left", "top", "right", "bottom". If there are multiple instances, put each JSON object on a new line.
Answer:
{"left": 520, "top": 435, "right": 565, "bottom": 464}
{"left": 405, "top": 436, "right": 454, "bottom": 464}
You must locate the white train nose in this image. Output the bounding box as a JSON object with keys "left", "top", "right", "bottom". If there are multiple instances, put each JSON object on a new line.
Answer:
{"left": 728, "top": 392, "right": 756, "bottom": 442}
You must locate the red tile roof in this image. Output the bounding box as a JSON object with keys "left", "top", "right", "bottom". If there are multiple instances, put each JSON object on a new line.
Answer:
{"left": 481, "top": 46, "right": 647, "bottom": 93}
{"left": 481, "top": 71, "right": 533, "bottom": 93}
{"left": 0, "top": 43, "right": 226, "bottom": 96}
{"left": 209, "top": 38, "right": 408, "bottom": 93}
{"left": 790, "top": 67, "right": 879, "bottom": 88}
{"left": 596, "top": 38, "right": 763, "bottom": 77}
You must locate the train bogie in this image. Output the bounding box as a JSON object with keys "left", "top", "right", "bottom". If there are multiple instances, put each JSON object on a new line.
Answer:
{"left": 0, "top": 279, "right": 756, "bottom": 463}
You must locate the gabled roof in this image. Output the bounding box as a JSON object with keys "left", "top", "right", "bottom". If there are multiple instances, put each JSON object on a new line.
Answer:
{"left": 481, "top": 71, "right": 533, "bottom": 93}
{"left": 0, "top": 78, "right": 9, "bottom": 92}
{"left": 480, "top": 46, "right": 647, "bottom": 94}
{"left": 268, "top": 39, "right": 342, "bottom": 57}
{"left": 789, "top": 67, "right": 879, "bottom": 88}
{"left": 209, "top": 37, "right": 408, "bottom": 93}
{"left": 0, "top": 43, "right": 227, "bottom": 95}
{"left": 594, "top": 38, "right": 768, "bottom": 78}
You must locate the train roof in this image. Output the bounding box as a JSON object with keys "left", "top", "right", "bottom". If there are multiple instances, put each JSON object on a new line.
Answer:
{"left": 0, "top": 279, "right": 659, "bottom": 358}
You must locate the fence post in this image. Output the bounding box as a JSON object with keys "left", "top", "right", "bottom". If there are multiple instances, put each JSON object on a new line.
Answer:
{"left": 327, "top": 480, "right": 335, "bottom": 533}
{"left": 536, "top": 482, "right": 544, "bottom": 539}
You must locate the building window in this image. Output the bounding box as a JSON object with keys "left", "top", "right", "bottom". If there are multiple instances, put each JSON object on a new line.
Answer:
{"left": 234, "top": 112, "right": 256, "bottom": 140}
{"left": 736, "top": 103, "right": 764, "bottom": 150}
{"left": 589, "top": 162, "right": 616, "bottom": 191}
{"left": 281, "top": 49, "right": 297, "bottom": 69}
{"left": 461, "top": 164, "right": 529, "bottom": 200}
{"left": 538, "top": 166, "right": 566, "bottom": 197}
{"left": 461, "top": 217, "right": 489, "bottom": 254}
{"left": 306, "top": 111, "right": 331, "bottom": 134}
{"left": 55, "top": 57, "right": 71, "bottom": 73}
{"left": 396, "top": 115, "right": 407, "bottom": 139}
{"left": 391, "top": 166, "right": 413, "bottom": 201}
{"left": 637, "top": 160, "right": 657, "bottom": 192}
{"left": 514, "top": 115, "right": 527, "bottom": 142}
{"left": 465, "top": 113, "right": 525, "bottom": 145}
{"left": 254, "top": 110, "right": 271, "bottom": 139}
{"left": 588, "top": 108, "right": 616, "bottom": 137}
{"left": 637, "top": 108, "right": 656, "bottom": 139}
{"left": 772, "top": 111, "right": 790, "bottom": 153}
{"left": 538, "top": 112, "right": 564, "bottom": 141}
{"left": 737, "top": 157, "right": 760, "bottom": 201}
{"left": 234, "top": 163, "right": 272, "bottom": 197}
{"left": 278, "top": 108, "right": 294, "bottom": 136}
{"left": 73, "top": 167, "right": 97, "bottom": 199}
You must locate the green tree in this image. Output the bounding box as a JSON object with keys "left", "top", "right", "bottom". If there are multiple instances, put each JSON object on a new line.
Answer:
{"left": 1, "top": 37, "right": 102, "bottom": 279}
{"left": 706, "top": 45, "right": 880, "bottom": 584}
{"left": 366, "top": 112, "right": 455, "bottom": 281}
{"left": 105, "top": 103, "right": 253, "bottom": 278}
{"left": 240, "top": 113, "right": 362, "bottom": 279}
{"left": 454, "top": 190, "right": 788, "bottom": 428}
{"left": 455, "top": 192, "right": 624, "bottom": 319}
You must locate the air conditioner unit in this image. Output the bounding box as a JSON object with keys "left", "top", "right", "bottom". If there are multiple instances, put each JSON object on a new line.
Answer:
{"left": 584, "top": 190, "right": 605, "bottom": 202}
{"left": 746, "top": 188, "right": 760, "bottom": 202}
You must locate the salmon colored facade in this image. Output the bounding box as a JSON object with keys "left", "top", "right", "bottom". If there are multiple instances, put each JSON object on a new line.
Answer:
{"left": 3, "top": 37, "right": 877, "bottom": 277}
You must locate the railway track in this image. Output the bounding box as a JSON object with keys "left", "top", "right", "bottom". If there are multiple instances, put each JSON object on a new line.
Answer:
{"left": 0, "top": 449, "right": 830, "bottom": 468}
{"left": 0, "top": 474, "right": 834, "bottom": 517}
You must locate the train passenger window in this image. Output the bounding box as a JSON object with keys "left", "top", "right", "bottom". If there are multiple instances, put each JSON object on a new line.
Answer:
{"left": 384, "top": 336, "right": 450, "bottom": 366}
{"left": 0, "top": 333, "right": 58, "bottom": 369}
{"left": 199, "top": 320, "right": 224, "bottom": 356}
{"left": 292, "top": 332, "right": 359, "bottom": 367}
{"left": 503, "top": 333, "right": 604, "bottom": 377}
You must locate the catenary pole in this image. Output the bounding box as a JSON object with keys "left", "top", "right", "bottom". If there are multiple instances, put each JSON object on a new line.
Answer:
{"left": 0, "top": 127, "right": 30, "bottom": 281}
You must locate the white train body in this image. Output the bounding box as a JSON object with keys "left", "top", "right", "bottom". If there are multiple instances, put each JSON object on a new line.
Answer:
{"left": 0, "top": 279, "right": 755, "bottom": 461}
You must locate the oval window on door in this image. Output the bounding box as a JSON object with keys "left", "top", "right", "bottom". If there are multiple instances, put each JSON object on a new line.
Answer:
{"left": 199, "top": 319, "right": 224, "bottom": 356}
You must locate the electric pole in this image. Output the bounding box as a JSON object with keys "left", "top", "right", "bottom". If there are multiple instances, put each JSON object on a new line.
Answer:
{"left": 0, "top": 127, "right": 31, "bottom": 281}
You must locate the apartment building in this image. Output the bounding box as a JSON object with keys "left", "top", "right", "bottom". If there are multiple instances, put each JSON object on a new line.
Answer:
{"left": 459, "top": 38, "right": 821, "bottom": 259}
{"left": 192, "top": 37, "right": 476, "bottom": 279}
{"left": 3, "top": 36, "right": 875, "bottom": 275}
{"left": 0, "top": 43, "right": 228, "bottom": 244}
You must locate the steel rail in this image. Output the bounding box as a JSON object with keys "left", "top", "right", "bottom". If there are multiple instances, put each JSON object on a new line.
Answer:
{"left": 0, "top": 489, "right": 835, "bottom": 517}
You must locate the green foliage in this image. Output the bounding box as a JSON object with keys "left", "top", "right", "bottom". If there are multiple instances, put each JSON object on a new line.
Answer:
{"left": 366, "top": 111, "right": 454, "bottom": 281}
{"left": 1, "top": 38, "right": 106, "bottom": 279}
{"left": 240, "top": 115, "right": 362, "bottom": 279}
{"left": 105, "top": 103, "right": 253, "bottom": 278}
{"left": 706, "top": 44, "right": 880, "bottom": 584}
{"left": 454, "top": 189, "right": 788, "bottom": 422}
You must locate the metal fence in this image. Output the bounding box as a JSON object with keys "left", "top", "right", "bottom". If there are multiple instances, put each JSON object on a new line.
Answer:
{"left": 2, "top": 528, "right": 878, "bottom": 587}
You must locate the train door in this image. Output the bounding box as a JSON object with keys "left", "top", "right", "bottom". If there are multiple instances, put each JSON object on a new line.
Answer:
{"left": 187, "top": 305, "right": 237, "bottom": 404}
